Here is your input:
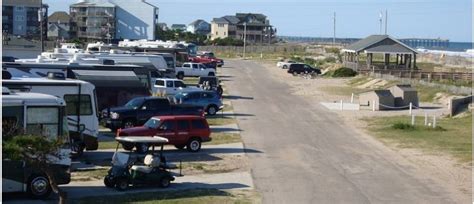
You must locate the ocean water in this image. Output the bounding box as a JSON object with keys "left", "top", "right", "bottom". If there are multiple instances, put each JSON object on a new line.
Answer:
{"left": 444, "top": 42, "right": 473, "bottom": 52}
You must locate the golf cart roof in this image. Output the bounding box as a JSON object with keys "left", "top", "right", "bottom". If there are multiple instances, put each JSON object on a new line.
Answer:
{"left": 116, "top": 136, "right": 169, "bottom": 144}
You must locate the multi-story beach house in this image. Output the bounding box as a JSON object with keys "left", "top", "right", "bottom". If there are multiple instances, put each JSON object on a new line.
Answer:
{"left": 70, "top": 0, "right": 158, "bottom": 41}
{"left": 210, "top": 13, "right": 276, "bottom": 44}
{"left": 187, "top": 19, "right": 211, "bottom": 35}
{"left": 47, "top": 11, "right": 72, "bottom": 40}
{"left": 2, "top": 0, "right": 48, "bottom": 40}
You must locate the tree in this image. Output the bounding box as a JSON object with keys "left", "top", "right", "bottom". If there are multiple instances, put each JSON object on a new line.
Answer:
{"left": 3, "top": 134, "right": 68, "bottom": 203}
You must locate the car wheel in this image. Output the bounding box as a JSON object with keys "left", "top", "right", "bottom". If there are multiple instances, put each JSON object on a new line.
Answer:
{"left": 208, "top": 72, "right": 215, "bottom": 76}
{"left": 28, "top": 175, "right": 51, "bottom": 199}
{"left": 174, "top": 144, "right": 185, "bottom": 150}
{"left": 122, "top": 142, "right": 134, "bottom": 151}
{"left": 160, "top": 176, "right": 172, "bottom": 188}
{"left": 136, "top": 143, "right": 149, "bottom": 154}
{"left": 207, "top": 105, "right": 218, "bottom": 116}
{"left": 283, "top": 65, "right": 288, "bottom": 69}
{"left": 122, "top": 119, "right": 135, "bottom": 129}
{"left": 115, "top": 178, "right": 129, "bottom": 191}
{"left": 177, "top": 72, "right": 184, "bottom": 79}
{"left": 104, "top": 176, "right": 115, "bottom": 188}
{"left": 187, "top": 138, "right": 201, "bottom": 152}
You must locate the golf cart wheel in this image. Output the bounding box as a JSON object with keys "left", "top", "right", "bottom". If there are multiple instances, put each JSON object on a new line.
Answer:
{"left": 115, "top": 178, "right": 129, "bottom": 191}
{"left": 174, "top": 144, "right": 185, "bottom": 150}
{"left": 27, "top": 175, "right": 52, "bottom": 199}
{"left": 159, "top": 176, "right": 172, "bottom": 188}
{"left": 187, "top": 138, "right": 201, "bottom": 152}
{"left": 136, "top": 143, "right": 149, "bottom": 154}
{"left": 122, "top": 119, "right": 135, "bottom": 129}
{"left": 122, "top": 142, "right": 134, "bottom": 151}
{"left": 104, "top": 176, "right": 115, "bottom": 188}
{"left": 206, "top": 105, "right": 218, "bottom": 116}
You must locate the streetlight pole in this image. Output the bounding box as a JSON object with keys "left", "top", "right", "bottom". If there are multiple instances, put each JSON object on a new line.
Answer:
{"left": 243, "top": 22, "right": 247, "bottom": 59}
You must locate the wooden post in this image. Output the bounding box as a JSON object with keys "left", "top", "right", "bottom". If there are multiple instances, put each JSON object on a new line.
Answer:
{"left": 411, "top": 114, "right": 415, "bottom": 125}
{"left": 412, "top": 53, "right": 416, "bottom": 69}
{"left": 405, "top": 54, "right": 409, "bottom": 69}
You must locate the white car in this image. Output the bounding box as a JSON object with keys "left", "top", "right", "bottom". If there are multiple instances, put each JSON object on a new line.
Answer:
{"left": 175, "top": 62, "right": 215, "bottom": 79}
{"left": 276, "top": 60, "right": 296, "bottom": 69}
{"left": 152, "top": 78, "right": 202, "bottom": 95}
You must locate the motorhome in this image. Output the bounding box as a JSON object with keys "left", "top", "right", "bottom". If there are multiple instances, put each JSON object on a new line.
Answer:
{"left": 2, "top": 88, "right": 71, "bottom": 198}
{"left": 2, "top": 61, "right": 157, "bottom": 110}
{"left": 3, "top": 76, "right": 100, "bottom": 155}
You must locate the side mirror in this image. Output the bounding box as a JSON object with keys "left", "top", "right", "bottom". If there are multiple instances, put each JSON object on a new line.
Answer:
{"left": 79, "top": 124, "right": 86, "bottom": 133}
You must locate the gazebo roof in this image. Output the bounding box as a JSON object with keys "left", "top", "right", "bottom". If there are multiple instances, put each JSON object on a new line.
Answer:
{"left": 343, "top": 35, "right": 418, "bottom": 54}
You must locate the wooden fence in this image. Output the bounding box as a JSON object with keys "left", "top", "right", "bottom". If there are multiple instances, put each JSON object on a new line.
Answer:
{"left": 358, "top": 69, "right": 472, "bottom": 82}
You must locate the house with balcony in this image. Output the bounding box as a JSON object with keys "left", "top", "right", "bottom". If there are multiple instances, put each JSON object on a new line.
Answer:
{"left": 70, "top": 0, "right": 158, "bottom": 41}
{"left": 70, "top": 1, "right": 116, "bottom": 40}
{"left": 210, "top": 13, "right": 275, "bottom": 44}
{"left": 187, "top": 19, "right": 210, "bottom": 35}
{"left": 2, "top": 0, "right": 48, "bottom": 40}
{"left": 47, "top": 11, "right": 72, "bottom": 40}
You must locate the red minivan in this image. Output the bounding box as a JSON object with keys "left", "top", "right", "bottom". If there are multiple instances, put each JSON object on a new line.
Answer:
{"left": 117, "top": 115, "right": 211, "bottom": 153}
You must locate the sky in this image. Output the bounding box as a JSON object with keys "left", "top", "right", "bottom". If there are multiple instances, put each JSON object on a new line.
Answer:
{"left": 45, "top": 0, "right": 472, "bottom": 42}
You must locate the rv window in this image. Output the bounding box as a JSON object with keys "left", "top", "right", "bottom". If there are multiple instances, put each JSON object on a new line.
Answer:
{"left": 2, "top": 106, "right": 24, "bottom": 137}
{"left": 26, "top": 107, "right": 59, "bottom": 138}
{"left": 64, "top": 95, "right": 93, "bottom": 115}
{"left": 155, "top": 80, "right": 165, "bottom": 86}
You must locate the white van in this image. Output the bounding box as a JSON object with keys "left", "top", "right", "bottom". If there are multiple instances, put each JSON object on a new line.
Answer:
{"left": 2, "top": 88, "right": 71, "bottom": 198}
{"left": 2, "top": 76, "right": 99, "bottom": 155}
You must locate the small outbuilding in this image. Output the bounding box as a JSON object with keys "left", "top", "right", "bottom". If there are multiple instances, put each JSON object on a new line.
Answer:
{"left": 359, "top": 90, "right": 394, "bottom": 110}
{"left": 389, "top": 84, "right": 419, "bottom": 107}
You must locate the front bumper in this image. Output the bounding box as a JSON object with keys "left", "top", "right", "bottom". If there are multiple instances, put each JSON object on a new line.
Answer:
{"left": 105, "top": 118, "right": 123, "bottom": 130}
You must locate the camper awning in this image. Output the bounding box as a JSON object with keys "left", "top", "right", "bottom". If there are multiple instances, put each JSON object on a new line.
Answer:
{"left": 69, "top": 70, "right": 145, "bottom": 88}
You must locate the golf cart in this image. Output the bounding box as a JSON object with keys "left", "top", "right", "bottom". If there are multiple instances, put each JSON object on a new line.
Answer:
{"left": 104, "top": 136, "right": 181, "bottom": 191}
{"left": 198, "top": 76, "right": 223, "bottom": 96}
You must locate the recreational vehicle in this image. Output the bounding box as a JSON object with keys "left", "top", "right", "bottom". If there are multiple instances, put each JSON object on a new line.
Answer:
{"left": 3, "top": 77, "right": 100, "bottom": 155}
{"left": 2, "top": 88, "right": 71, "bottom": 198}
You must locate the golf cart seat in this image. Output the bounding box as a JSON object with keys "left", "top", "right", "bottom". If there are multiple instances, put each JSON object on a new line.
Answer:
{"left": 131, "top": 155, "right": 161, "bottom": 173}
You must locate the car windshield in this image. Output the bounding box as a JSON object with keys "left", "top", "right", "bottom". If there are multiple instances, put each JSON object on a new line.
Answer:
{"left": 125, "top": 98, "right": 144, "bottom": 109}
{"left": 144, "top": 118, "right": 161, "bottom": 129}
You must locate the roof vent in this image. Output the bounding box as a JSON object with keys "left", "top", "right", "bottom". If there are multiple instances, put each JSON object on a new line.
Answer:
{"left": 47, "top": 72, "right": 66, "bottom": 80}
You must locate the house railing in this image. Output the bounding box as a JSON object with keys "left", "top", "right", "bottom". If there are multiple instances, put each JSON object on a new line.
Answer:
{"left": 358, "top": 69, "right": 472, "bottom": 81}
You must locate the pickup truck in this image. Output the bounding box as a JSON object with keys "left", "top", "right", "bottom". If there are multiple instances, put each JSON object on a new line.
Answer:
{"left": 102, "top": 96, "right": 204, "bottom": 132}
{"left": 152, "top": 78, "right": 202, "bottom": 95}
{"left": 175, "top": 62, "right": 216, "bottom": 79}
{"left": 189, "top": 53, "right": 224, "bottom": 67}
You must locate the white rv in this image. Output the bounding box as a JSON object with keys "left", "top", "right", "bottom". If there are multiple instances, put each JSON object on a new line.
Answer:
{"left": 3, "top": 77, "right": 100, "bottom": 155}
{"left": 2, "top": 88, "right": 71, "bottom": 198}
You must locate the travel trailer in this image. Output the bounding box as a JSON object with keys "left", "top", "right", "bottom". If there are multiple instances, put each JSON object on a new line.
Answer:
{"left": 3, "top": 76, "right": 100, "bottom": 155}
{"left": 2, "top": 88, "right": 71, "bottom": 198}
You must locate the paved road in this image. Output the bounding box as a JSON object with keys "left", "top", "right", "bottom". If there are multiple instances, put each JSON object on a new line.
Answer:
{"left": 222, "top": 60, "right": 456, "bottom": 204}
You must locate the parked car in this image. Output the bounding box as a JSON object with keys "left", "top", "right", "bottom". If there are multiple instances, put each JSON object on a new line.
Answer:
{"left": 117, "top": 115, "right": 212, "bottom": 152}
{"left": 175, "top": 62, "right": 216, "bottom": 79}
{"left": 172, "top": 91, "right": 223, "bottom": 115}
{"left": 198, "top": 76, "right": 223, "bottom": 96}
{"left": 276, "top": 60, "right": 296, "bottom": 69}
{"left": 102, "top": 97, "right": 204, "bottom": 132}
{"left": 287, "top": 63, "right": 322, "bottom": 75}
{"left": 152, "top": 78, "right": 202, "bottom": 95}
{"left": 189, "top": 53, "right": 224, "bottom": 67}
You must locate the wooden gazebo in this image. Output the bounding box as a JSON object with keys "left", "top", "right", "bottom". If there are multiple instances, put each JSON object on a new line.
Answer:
{"left": 342, "top": 35, "right": 418, "bottom": 71}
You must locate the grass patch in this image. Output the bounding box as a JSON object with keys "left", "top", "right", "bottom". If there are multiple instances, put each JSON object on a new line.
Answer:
{"left": 73, "top": 189, "right": 259, "bottom": 204}
{"left": 208, "top": 133, "right": 241, "bottom": 145}
{"left": 182, "top": 161, "right": 239, "bottom": 174}
{"left": 365, "top": 114, "right": 472, "bottom": 163}
{"left": 206, "top": 116, "right": 236, "bottom": 126}
{"left": 71, "top": 168, "right": 109, "bottom": 182}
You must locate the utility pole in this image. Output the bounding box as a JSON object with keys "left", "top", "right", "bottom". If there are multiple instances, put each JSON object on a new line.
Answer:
{"left": 379, "top": 11, "right": 383, "bottom": 35}
{"left": 39, "top": 0, "right": 44, "bottom": 52}
{"left": 243, "top": 22, "right": 247, "bottom": 59}
{"left": 385, "top": 9, "right": 388, "bottom": 35}
{"left": 333, "top": 12, "right": 336, "bottom": 45}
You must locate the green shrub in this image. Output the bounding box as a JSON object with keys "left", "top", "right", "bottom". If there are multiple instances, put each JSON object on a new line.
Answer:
{"left": 392, "top": 122, "right": 416, "bottom": 130}
{"left": 331, "top": 67, "right": 357, "bottom": 77}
